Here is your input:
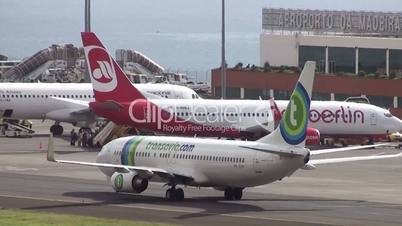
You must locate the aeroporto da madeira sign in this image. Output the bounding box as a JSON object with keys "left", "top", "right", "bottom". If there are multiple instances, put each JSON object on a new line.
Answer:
{"left": 262, "top": 8, "right": 402, "bottom": 36}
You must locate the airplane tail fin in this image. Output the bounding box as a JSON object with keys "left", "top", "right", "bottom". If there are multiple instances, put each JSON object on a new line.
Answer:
{"left": 269, "top": 97, "right": 282, "bottom": 128}
{"left": 257, "top": 61, "right": 316, "bottom": 147}
{"left": 81, "top": 32, "right": 145, "bottom": 103}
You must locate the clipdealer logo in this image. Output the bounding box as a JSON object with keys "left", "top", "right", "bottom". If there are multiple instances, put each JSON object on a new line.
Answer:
{"left": 127, "top": 99, "right": 274, "bottom": 132}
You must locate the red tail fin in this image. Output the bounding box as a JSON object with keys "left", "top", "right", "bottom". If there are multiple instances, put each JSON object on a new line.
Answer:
{"left": 81, "top": 32, "right": 145, "bottom": 102}
{"left": 269, "top": 97, "right": 282, "bottom": 123}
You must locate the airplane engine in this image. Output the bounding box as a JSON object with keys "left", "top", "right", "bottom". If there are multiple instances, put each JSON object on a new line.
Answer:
{"left": 306, "top": 127, "right": 320, "bottom": 145}
{"left": 111, "top": 171, "right": 148, "bottom": 193}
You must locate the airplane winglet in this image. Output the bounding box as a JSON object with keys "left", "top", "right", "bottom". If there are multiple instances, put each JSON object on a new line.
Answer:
{"left": 301, "top": 163, "right": 316, "bottom": 170}
{"left": 47, "top": 133, "right": 56, "bottom": 162}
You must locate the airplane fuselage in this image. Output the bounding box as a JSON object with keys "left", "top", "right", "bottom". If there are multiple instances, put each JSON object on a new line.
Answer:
{"left": 97, "top": 136, "right": 307, "bottom": 188}
{"left": 90, "top": 98, "right": 274, "bottom": 138}
{"left": 0, "top": 82, "right": 199, "bottom": 121}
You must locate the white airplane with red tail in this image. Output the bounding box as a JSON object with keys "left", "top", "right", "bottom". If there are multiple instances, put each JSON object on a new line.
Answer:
{"left": 82, "top": 32, "right": 317, "bottom": 140}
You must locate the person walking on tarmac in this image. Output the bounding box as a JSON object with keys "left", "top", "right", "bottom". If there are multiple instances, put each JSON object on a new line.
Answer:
{"left": 78, "top": 129, "right": 83, "bottom": 147}
{"left": 82, "top": 130, "right": 88, "bottom": 148}
{"left": 70, "top": 129, "right": 76, "bottom": 146}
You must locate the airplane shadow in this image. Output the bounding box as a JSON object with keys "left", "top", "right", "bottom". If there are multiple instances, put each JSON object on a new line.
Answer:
{"left": 22, "top": 190, "right": 347, "bottom": 220}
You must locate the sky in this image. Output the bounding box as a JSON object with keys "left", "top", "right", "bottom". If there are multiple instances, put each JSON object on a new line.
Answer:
{"left": 1, "top": 0, "right": 402, "bottom": 73}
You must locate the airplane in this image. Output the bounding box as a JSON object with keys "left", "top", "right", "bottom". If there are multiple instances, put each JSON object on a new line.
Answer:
{"left": 275, "top": 100, "right": 402, "bottom": 144}
{"left": 47, "top": 59, "right": 402, "bottom": 201}
{"left": 82, "top": 32, "right": 321, "bottom": 142}
{"left": 82, "top": 32, "right": 402, "bottom": 145}
{"left": 0, "top": 82, "right": 200, "bottom": 135}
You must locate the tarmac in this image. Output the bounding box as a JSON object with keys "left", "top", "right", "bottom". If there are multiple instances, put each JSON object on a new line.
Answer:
{"left": 0, "top": 120, "right": 402, "bottom": 226}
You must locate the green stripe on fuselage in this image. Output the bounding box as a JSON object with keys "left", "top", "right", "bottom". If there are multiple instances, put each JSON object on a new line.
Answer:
{"left": 127, "top": 137, "right": 145, "bottom": 166}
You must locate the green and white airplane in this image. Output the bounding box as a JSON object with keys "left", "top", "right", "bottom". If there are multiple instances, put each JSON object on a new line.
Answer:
{"left": 47, "top": 61, "right": 401, "bottom": 201}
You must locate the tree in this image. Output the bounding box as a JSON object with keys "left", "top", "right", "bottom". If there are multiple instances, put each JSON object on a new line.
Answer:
{"left": 263, "top": 61, "right": 271, "bottom": 72}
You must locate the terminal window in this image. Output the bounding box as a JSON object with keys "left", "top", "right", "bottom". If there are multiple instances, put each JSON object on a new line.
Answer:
{"left": 367, "top": 95, "right": 394, "bottom": 109}
{"left": 335, "top": 93, "right": 355, "bottom": 101}
{"left": 359, "top": 48, "right": 386, "bottom": 74}
{"left": 328, "top": 47, "right": 355, "bottom": 74}
{"left": 244, "top": 88, "right": 263, "bottom": 100}
{"left": 312, "top": 92, "right": 331, "bottom": 101}
{"left": 274, "top": 90, "right": 291, "bottom": 100}
{"left": 226, "top": 87, "right": 241, "bottom": 99}
{"left": 398, "top": 97, "right": 402, "bottom": 108}
{"left": 299, "top": 46, "right": 325, "bottom": 73}
{"left": 389, "top": 50, "right": 402, "bottom": 76}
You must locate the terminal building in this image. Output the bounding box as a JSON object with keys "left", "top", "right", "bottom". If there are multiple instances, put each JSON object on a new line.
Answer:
{"left": 211, "top": 8, "right": 402, "bottom": 118}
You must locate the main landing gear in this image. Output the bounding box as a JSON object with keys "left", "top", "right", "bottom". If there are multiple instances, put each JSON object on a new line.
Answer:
{"left": 50, "top": 123, "right": 63, "bottom": 136}
{"left": 165, "top": 185, "right": 184, "bottom": 201}
{"left": 224, "top": 187, "right": 243, "bottom": 200}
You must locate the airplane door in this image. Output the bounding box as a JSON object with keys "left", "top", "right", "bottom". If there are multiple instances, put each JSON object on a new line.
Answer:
{"left": 2, "top": 109, "right": 13, "bottom": 118}
{"left": 253, "top": 151, "right": 263, "bottom": 173}
{"left": 253, "top": 151, "right": 272, "bottom": 173}
{"left": 167, "top": 152, "right": 176, "bottom": 171}
{"left": 369, "top": 110, "right": 377, "bottom": 126}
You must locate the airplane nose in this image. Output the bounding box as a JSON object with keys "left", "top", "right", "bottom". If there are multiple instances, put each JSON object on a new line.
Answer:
{"left": 396, "top": 117, "right": 402, "bottom": 132}
{"left": 96, "top": 145, "right": 108, "bottom": 163}
{"left": 391, "top": 116, "right": 402, "bottom": 132}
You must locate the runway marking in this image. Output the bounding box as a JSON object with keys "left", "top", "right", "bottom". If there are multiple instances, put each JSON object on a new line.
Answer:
{"left": 0, "top": 194, "right": 341, "bottom": 226}
{"left": 0, "top": 166, "right": 39, "bottom": 172}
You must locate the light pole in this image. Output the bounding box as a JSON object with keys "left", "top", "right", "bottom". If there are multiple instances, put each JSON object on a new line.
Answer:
{"left": 84, "top": 0, "right": 91, "bottom": 82}
{"left": 220, "top": 0, "right": 226, "bottom": 99}
{"left": 85, "top": 0, "right": 91, "bottom": 32}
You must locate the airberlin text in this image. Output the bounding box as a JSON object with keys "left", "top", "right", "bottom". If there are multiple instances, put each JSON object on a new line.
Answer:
{"left": 281, "top": 106, "right": 365, "bottom": 124}
{"left": 309, "top": 106, "right": 364, "bottom": 124}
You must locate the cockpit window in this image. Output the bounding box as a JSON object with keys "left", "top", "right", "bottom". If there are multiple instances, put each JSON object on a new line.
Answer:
{"left": 384, "top": 112, "right": 392, "bottom": 118}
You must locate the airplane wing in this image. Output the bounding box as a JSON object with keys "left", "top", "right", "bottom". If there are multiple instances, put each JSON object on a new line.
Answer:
{"left": 44, "top": 97, "right": 95, "bottom": 123}
{"left": 46, "top": 134, "right": 193, "bottom": 182}
{"left": 309, "top": 152, "right": 402, "bottom": 165}
{"left": 302, "top": 143, "right": 401, "bottom": 169}
{"left": 310, "top": 143, "right": 391, "bottom": 156}
{"left": 239, "top": 145, "right": 306, "bottom": 157}
{"left": 50, "top": 97, "right": 89, "bottom": 108}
